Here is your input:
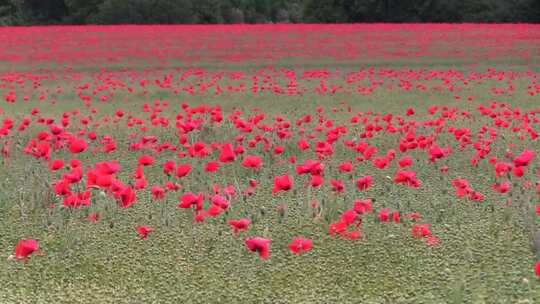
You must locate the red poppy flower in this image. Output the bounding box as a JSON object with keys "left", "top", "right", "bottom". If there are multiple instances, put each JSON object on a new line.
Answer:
{"left": 87, "top": 212, "right": 99, "bottom": 222}
{"left": 49, "top": 159, "right": 64, "bottom": 171}
{"left": 163, "top": 160, "right": 176, "bottom": 175}
{"left": 178, "top": 192, "right": 204, "bottom": 210}
{"left": 296, "top": 160, "right": 324, "bottom": 175}
{"left": 309, "top": 175, "right": 324, "bottom": 187}
{"left": 492, "top": 180, "right": 510, "bottom": 193}
{"left": 176, "top": 163, "right": 191, "bottom": 178}
{"left": 426, "top": 235, "right": 440, "bottom": 246}
{"left": 353, "top": 199, "right": 372, "bottom": 214}
{"left": 273, "top": 174, "right": 293, "bottom": 193}
{"left": 242, "top": 154, "right": 263, "bottom": 169}
{"left": 392, "top": 211, "right": 400, "bottom": 223}
{"left": 151, "top": 185, "right": 165, "bottom": 200}
{"left": 205, "top": 161, "right": 220, "bottom": 172}
{"left": 68, "top": 137, "right": 88, "bottom": 153}
{"left": 341, "top": 208, "right": 357, "bottom": 224}
{"left": 411, "top": 224, "right": 432, "bottom": 237}
{"left": 207, "top": 204, "right": 222, "bottom": 217}
{"left": 330, "top": 179, "right": 344, "bottom": 192}
{"left": 136, "top": 225, "right": 152, "bottom": 240}
{"left": 514, "top": 148, "right": 535, "bottom": 167}
{"left": 373, "top": 156, "right": 389, "bottom": 169}
{"left": 356, "top": 176, "right": 373, "bottom": 191}
{"left": 218, "top": 143, "right": 236, "bottom": 163}
{"left": 394, "top": 170, "right": 421, "bottom": 188}
{"left": 118, "top": 185, "right": 136, "bottom": 208}
{"left": 328, "top": 220, "right": 348, "bottom": 236}
{"left": 378, "top": 208, "right": 390, "bottom": 222}
{"left": 338, "top": 161, "right": 353, "bottom": 172}
{"left": 288, "top": 237, "right": 313, "bottom": 255}
{"left": 398, "top": 155, "right": 413, "bottom": 167}
{"left": 138, "top": 154, "right": 154, "bottom": 166}
{"left": 12, "top": 239, "right": 39, "bottom": 262}
{"left": 228, "top": 218, "right": 250, "bottom": 235}
{"left": 494, "top": 162, "right": 512, "bottom": 177}
{"left": 245, "top": 237, "right": 271, "bottom": 260}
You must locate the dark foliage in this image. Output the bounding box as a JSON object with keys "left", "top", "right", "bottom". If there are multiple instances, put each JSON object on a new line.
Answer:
{"left": 0, "top": 0, "right": 538, "bottom": 25}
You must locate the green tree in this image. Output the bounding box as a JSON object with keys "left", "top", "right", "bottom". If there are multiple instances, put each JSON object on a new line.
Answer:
{"left": 192, "top": 0, "right": 224, "bottom": 23}
{"left": 91, "top": 0, "right": 196, "bottom": 24}
{"left": 304, "top": 0, "right": 347, "bottom": 23}
{"left": 22, "top": 0, "right": 67, "bottom": 23}
{"left": 0, "top": 0, "right": 23, "bottom": 25}
{"left": 64, "top": 0, "right": 103, "bottom": 24}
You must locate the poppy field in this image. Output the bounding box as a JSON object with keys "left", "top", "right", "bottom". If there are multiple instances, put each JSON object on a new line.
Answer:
{"left": 1, "top": 24, "right": 540, "bottom": 303}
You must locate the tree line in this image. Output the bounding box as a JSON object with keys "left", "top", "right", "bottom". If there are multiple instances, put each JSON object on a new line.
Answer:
{"left": 1, "top": 0, "right": 539, "bottom": 25}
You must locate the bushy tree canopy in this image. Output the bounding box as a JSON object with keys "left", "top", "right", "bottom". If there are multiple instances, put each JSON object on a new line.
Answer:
{"left": 0, "top": 0, "right": 538, "bottom": 25}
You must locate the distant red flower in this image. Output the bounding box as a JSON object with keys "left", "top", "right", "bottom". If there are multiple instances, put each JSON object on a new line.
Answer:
{"left": 378, "top": 208, "right": 390, "bottom": 222}
{"left": 398, "top": 155, "right": 413, "bottom": 167}
{"left": 136, "top": 225, "right": 152, "bottom": 240}
{"left": 535, "top": 261, "right": 540, "bottom": 276}
{"left": 87, "top": 212, "right": 99, "bottom": 222}
{"left": 138, "top": 154, "right": 154, "bottom": 166}
{"left": 330, "top": 179, "right": 345, "bottom": 192}
{"left": 151, "top": 185, "right": 165, "bottom": 200}
{"left": 49, "top": 159, "right": 64, "bottom": 171}
{"left": 309, "top": 174, "right": 324, "bottom": 187}
{"left": 248, "top": 179, "right": 257, "bottom": 187}
{"left": 428, "top": 144, "right": 449, "bottom": 162}
{"left": 492, "top": 180, "right": 510, "bottom": 193}
{"left": 392, "top": 211, "right": 400, "bottom": 223}
{"left": 273, "top": 145, "right": 284, "bottom": 155}
{"left": 328, "top": 220, "right": 348, "bottom": 236}
{"left": 338, "top": 161, "right": 353, "bottom": 172}
{"left": 118, "top": 185, "right": 136, "bottom": 208}
{"left": 178, "top": 192, "right": 204, "bottom": 210}
{"left": 228, "top": 218, "right": 250, "bottom": 235}
{"left": 218, "top": 143, "right": 236, "bottom": 163}
{"left": 426, "top": 235, "right": 440, "bottom": 246}
{"left": 194, "top": 210, "right": 208, "bottom": 223}
{"left": 356, "top": 176, "right": 373, "bottom": 191}
{"left": 242, "top": 154, "right": 263, "bottom": 169}
{"left": 11, "top": 239, "right": 40, "bottom": 262}
{"left": 207, "top": 204, "right": 222, "bottom": 217}
{"left": 273, "top": 174, "right": 293, "bottom": 193}
{"left": 494, "top": 162, "right": 512, "bottom": 177}
{"left": 245, "top": 237, "right": 271, "bottom": 260}
{"left": 373, "top": 156, "right": 389, "bottom": 169}
{"left": 95, "top": 160, "right": 119, "bottom": 175}
{"left": 411, "top": 224, "right": 432, "bottom": 238}
{"left": 288, "top": 237, "right": 313, "bottom": 255}
{"left": 165, "top": 181, "right": 180, "bottom": 191}
{"left": 405, "top": 212, "right": 421, "bottom": 220}
{"left": 353, "top": 199, "right": 372, "bottom": 214}
{"left": 205, "top": 161, "right": 220, "bottom": 172}
{"left": 176, "top": 163, "right": 191, "bottom": 178}
{"left": 513, "top": 148, "right": 535, "bottom": 167}
{"left": 163, "top": 160, "right": 176, "bottom": 175}
{"left": 394, "top": 169, "right": 421, "bottom": 188}
{"left": 344, "top": 228, "right": 362, "bottom": 240}
{"left": 296, "top": 160, "right": 324, "bottom": 175}
{"left": 341, "top": 208, "right": 357, "bottom": 224}
{"left": 68, "top": 137, "right": 87, "bottom": 153}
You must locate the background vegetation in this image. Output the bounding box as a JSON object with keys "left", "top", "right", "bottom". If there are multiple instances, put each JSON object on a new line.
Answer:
{"left": 1, "top": 0, "right": 539, "bottom": 25}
